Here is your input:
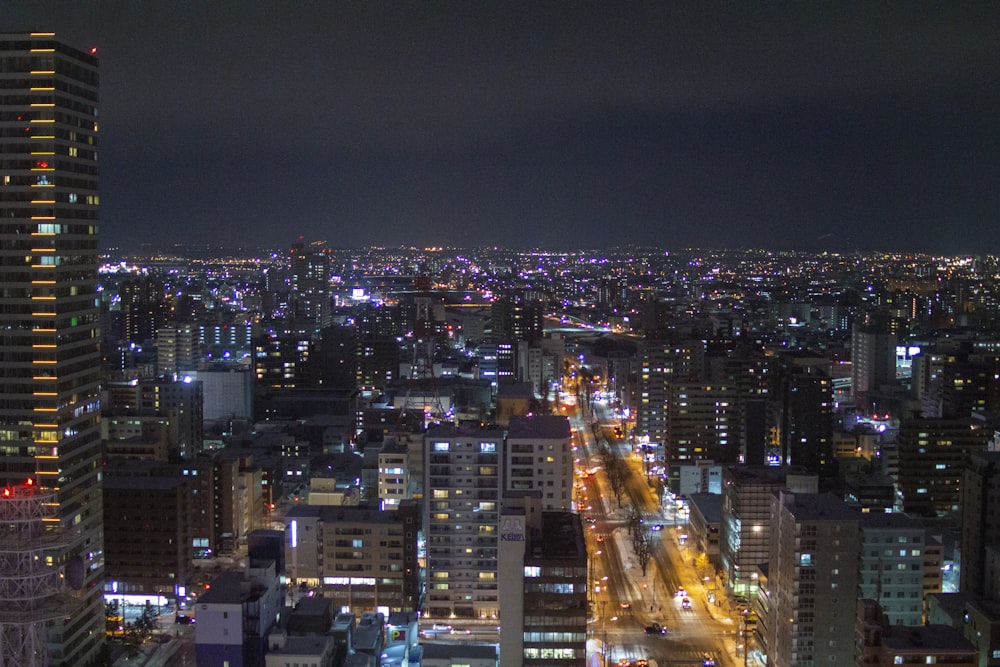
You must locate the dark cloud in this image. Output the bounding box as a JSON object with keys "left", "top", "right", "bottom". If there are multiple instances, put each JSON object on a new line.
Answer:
{"left": 7, "top": 2, "right": 1000, "bottom": 252}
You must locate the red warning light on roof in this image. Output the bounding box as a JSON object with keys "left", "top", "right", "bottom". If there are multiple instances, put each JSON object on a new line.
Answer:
{"left": 90, "top": 47, "right": 98, "bottom": 55}
{"left": 2, "top": 488, "right": 10, "bottom": 498}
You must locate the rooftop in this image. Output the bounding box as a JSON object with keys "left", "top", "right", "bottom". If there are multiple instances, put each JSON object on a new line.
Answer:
{"left": 880, "top": 624, "right": 977, "bottom": 653}
{"left": 507, "top": 414, "right": 571, "bottom": 439}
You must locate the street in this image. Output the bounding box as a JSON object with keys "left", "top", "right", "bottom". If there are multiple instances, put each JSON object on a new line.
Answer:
{"left": 572, "top": 396, "right": 742, "bottom": 667}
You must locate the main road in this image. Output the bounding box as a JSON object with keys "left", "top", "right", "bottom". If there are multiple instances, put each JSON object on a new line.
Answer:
{"left": 571, "top": 397, "right": 742, "bottom": 667}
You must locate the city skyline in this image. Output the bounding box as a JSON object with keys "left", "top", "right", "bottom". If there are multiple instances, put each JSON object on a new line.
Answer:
{"left": 6, "top": 2, "right": 1000, "bottom": 255}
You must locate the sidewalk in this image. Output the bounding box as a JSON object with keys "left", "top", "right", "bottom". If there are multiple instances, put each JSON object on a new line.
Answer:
{"left": 113, "top": 637, "right": 182, "bottom": 667}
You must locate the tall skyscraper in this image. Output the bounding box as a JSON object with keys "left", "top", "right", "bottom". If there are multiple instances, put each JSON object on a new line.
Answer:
{"left": 0, "top": 32, "right": 105, "bottom": 665}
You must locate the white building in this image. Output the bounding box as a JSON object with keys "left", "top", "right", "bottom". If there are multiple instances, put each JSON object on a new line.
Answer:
{"left": 505, "top": 415, "right": 573, "bottom": 510}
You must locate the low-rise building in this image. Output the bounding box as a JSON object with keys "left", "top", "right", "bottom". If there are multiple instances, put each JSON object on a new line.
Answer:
{"left": 285, "top": 501, "right": 419, "bottom": 612}
{"left": 195, "top": 560, "right": 282, "bottom": 667}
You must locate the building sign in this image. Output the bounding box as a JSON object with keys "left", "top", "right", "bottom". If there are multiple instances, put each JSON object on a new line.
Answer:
{"left": 501, "top": 516, "right": 524, "bottom": 542}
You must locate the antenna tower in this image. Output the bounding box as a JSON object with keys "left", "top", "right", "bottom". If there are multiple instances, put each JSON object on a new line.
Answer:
{"left": 0, "top": 479, "right": 77, "bottom": 667}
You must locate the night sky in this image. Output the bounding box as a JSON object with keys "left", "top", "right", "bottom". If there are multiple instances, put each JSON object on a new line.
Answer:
{"left": 8, "top": 2, "right": 1000, "bottom": 253}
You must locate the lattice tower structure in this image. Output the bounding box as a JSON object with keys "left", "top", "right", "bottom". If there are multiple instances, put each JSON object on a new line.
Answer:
{"left": 0, "top": 480, "right": 76, "bottom": 667}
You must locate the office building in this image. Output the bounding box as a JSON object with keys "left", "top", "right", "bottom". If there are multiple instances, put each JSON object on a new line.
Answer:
{"left": 765, "top": 492, "right": 859, "bottom": 667}
{"left": 857, "top": 600, "right": 979, "bottom": 667}
{"left": 188, "top": 364, "right": 254, "bottom": 421}
{"left": 499, "top": 510, "right": 587, "bottom": 666}
{"left": 0, "top": 32, "right": 105, "bottom": 666}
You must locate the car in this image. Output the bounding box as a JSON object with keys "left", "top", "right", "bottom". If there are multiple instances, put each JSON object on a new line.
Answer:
{"left": 681, "top": 597, "right": 692, "bottom": 610}
{"left": 420, "top": 623, "right": 454, "bottom": 638}
{"left": 644, "top": 622, "right": 667, "bottom": 635}
{"left": 650, "top": 524, "right": 663, "bottom": 531}
{"left": 676, "top": 587, "right": 686, "bottom": 597}
{"left": 619, "top": 601, "right": 631, "bottom": 609}
{"left": 596, "top": 535, "right": 605, "bottom": 542}
{"left": 637, "top": 660, "right": 649, "bottom": 667}
{"left": 584, "top": 516, "right": 596, "bottom": 524}
{"left": 702, "top": 656, "right": 716, "bottom": 667}
{"left": 617, "top": 659, "right": 631, "bottom": 667}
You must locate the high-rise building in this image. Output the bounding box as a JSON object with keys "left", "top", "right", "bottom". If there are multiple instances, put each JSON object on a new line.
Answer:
{"left": 961, "top": 451, "right": 1000, "bottom": 597}
{"left": 0, "top": 31, "right": 105, "bottom": 665}
{"left": 491, "top": 296, "right": 544, "bottom": 344}
{"left": 897, "top": 416, "right": 988, "bottom": 518}
{"left": 423, "top": 424, "right": 504, "bottom": 619}
{"left": 772, "top": 353, "right": 834, "bottom": 475}
{"left": 852, "top": 320, "right": 897, "bottom": 411}
{"left": 105, "top": 377, "right": 204, "bottom": 460}
{"left": 858, "top": 513, "right": 931, "bottom": 627}
{"left": 765, "top": 492, "right": 859, "bottom": 667}
{"left": 666, "top": 382, "right": 741, "bottom": 466}
{"left": 156, "top": 322, "right": 199, "bottom": 373}
{"left": 499, "top": 510, "right": 588, "bottom": 666}
{"left": 636, "top": 336, "right": 705, "bottom": 445}
{"left": 289, "top": 242, "right": 331, "bottom": 330}
{"left": 720, "top": 466, "right": 817, "bottom": 598}
{"left": 505, "top": 415, "right": 573, "bottom": 509}
{"left": 118, "top": 275, "right": 167, "bottom": 345}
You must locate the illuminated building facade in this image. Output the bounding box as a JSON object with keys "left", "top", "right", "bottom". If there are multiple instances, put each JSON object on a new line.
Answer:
{"left": 636, "top": 336, "right": 704, "bottom": 446}
{"left": 423, "top": 424, "right": 504, "bottom": 619}
{"left": 0, "top": 31, "right": 105, "bottom": 665}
